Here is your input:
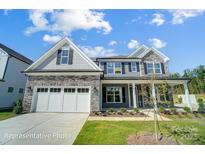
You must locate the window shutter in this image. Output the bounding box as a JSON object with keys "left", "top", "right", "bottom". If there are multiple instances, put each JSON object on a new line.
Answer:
{"left": 56, "top": 50, "right": 62, "bottom": 65}
{"left": 68, "top": 49, "right": 73, "bottom": 64}
{"left": 128, "top": 62, "right": 132, "bottom": 72}
{"left": 103, "top": 87, "right": 106, "bottom": 103}
{"left": 122, "top": 87, "right": 126, "bottom": 103}
{"left": 122, "top": 62, "right": 125, "bottom": 74}
{"left": 161, "top": 63, "right": 165, "bottom": 74}
{"left": 103, "top": 62, "right": 107, "bottom": 74}
{"left": 136, "top": 62, "right": 140, "bottom": 72}
{"left": 144, "top": 63, "right": 147, "bottom": 74}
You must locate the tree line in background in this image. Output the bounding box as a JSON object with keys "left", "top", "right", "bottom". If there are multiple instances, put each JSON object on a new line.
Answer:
{"left": 170, "top": 65, "right": 205, "bottom": 94}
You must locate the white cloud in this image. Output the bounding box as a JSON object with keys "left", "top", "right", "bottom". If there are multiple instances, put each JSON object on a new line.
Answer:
{"left": 150, "top": 13, "right": 165, "bottom": 26}
{"left": 42, "top": 34, "right": 62, "bottom": 44}
{"left": 149, "top": 38, "right": 167, "bottom": 49}
{"left": 108, "top": 40, "right": 117, "bottom": 46}
{"left": 80, "top": 45, "right": 116, "bottom": 57}
{"left": 25, "top": 9, "right": 112, "bottom": 36}
{"left": 170, "top": 10, "right": 204, "bottom": 24}
{"left": 25, "top": 10, "right": 53, "bottom": 35}
{"left": 127, "top": 39, "right": 139, "bottom": 49}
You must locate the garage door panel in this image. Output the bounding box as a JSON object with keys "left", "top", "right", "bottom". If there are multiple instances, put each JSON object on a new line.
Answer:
{"left": 63, "top": 94, "right": 76, "bottom": 112}
{"left": 48, "top": 93, "right": 62, "bottom": 112}
{"left": 77, "top": 93, "right": 90, "bottom": 112}
{"left": 35, "top": 87, "right": 90, "bottom": 113}
{"left": 36, "top": 93, "right": 49, "bottom": 112}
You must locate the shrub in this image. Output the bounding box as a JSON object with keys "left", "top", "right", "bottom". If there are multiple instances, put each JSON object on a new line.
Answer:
{"left": 183, "top": 107, "right": 191, "bottom": 113}
{"left": 178, "top": 97, "right": 182, "bottom": 103}
{"left": 133, "top": 108, "right": 139, "bottom": 113}
{"left": 164, "top": 125, "right": 198, "bottom": 144}
{"left": 13, "top": 99, "right": 23, "bottom": 114}
{"left": 198, "top": 102, "right": 205, "bottom": 113}
{"left": 107, "top": 108, "right": 115, "bottom": 113}
{"left": 170, "top": 108, "right": 177, "bottom": 114}
{"left": 159, "top": 106, "right": 165, "bottom": 113}
{"left": 197, "top": 98, "right": 203, "bottom": 103}
{"left": 120, "top": 108, "right": 127, "bottom": 113}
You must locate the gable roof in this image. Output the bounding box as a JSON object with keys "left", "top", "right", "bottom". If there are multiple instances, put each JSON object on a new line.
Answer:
{"left": 128, "top": 45, "right": 149, "bottom": 58}
{"left": 25, "top": 37, "right": 102, "bottom": 72}
{"left": 0, "top": 43, "right": 33, "bottom": 64}
{"left": 128, "top": 44, "right": 170, "bottom": 62}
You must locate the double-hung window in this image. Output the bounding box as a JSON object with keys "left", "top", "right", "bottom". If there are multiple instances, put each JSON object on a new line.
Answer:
{"left": 154, "top": 63, "right": 161, "bottom": 74}
{"left": 147, "top": 62, "right": 161, "bottom": 74}
{"left": 107, "top": 62, "right": 122, "bottom": 74}
{"left": 107, "top": 62, "right": 114, "bottom": 74}
{"left": 60, "top": 47, "right": 69, "bottom": 64}
{"left": 106, "top": 87, "right": 122, "bottom": 103}
{"left": 115, "top": 62, "right": 122, "bottom": 74}
{"left": 131, "top": 62, "right": 137, "bottom": 72}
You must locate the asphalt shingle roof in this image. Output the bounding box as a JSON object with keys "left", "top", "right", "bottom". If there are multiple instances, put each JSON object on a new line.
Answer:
{"left": 0, "top": 43, "right": 33, "bottom": 64}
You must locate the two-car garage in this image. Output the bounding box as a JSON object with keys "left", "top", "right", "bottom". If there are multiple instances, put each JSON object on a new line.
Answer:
{"left": 34, "top": 86, "right": 91, "bottom": 113}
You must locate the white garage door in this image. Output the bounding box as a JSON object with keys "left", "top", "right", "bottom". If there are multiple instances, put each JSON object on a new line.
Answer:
{"left": 35, "top": 87, "right": 90, "bottom": 113}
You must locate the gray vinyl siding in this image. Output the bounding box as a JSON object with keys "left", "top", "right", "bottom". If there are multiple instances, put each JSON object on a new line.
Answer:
{"left": 35, "top": 44, "right": 94, "bottom": 70}
{"left": 98, "top": 51, "right": 169, "bottom": 77}
{"left": 0, "top": 57, "right": 29, "bottom": 108}
{"left": 99, "top": 60, "right": 141, "bottom": 77}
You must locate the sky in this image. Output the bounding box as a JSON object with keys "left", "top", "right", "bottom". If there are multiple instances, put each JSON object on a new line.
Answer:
{"left": 0, "top": 9, "right": 204, "bottom": 74}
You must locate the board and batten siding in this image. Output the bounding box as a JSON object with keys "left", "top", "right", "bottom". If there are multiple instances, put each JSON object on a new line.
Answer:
{"left": 0, "top": 49, "right": 9, "bottom": 80}
{"left": 35, "top": 45, "right": 94, "bottom": 70}
{"left": 0, "top": 57, "right": 29, "bottom": 108}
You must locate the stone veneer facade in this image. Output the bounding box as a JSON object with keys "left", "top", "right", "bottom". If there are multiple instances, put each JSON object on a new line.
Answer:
{"left": 23, "top": 75, "right": 101, "bottom": 112}
{"left": 141, "top": 51, "right": 169, "bottom": 76}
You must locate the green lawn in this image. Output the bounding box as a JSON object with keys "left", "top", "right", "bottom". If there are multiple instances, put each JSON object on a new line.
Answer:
{"left": 74, "top": 114, "right": 205, "bottom": 145}
{"left": 0, "top": 110, "right": 16, "bottom": 121}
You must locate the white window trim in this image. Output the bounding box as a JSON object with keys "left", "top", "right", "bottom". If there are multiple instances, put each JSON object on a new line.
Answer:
{"left": 147, "top": 62, "right": 162, "bottom": 74}
{"left": 131, "top": 62, "right": 138, "bottom": 72}
{"left": 107, "top": 62, "right": 122, "bottom": 75}
{"left": 106, "top": 86, "right": 123, "bottom": 103}
{"left": 60, "top": 48, "right": 70, "bottom": 65}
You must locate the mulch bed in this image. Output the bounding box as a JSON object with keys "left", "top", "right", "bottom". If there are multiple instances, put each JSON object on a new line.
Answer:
{"left": 127, "top": 132, "right": 177, "bottom": 145}
{"left": 90, "top": 111, "right": 147, "bottom": 117}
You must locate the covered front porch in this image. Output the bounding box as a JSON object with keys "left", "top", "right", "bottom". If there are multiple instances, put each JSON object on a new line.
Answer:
{"left": 101, "top": 78, "right": 193, "bottom": 111}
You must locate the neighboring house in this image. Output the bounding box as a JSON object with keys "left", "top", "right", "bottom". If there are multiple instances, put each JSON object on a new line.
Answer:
{"left": 23, "top": 37, "right": 195, "bottom": 113}
{"left": 0, "top": 43, "right": 33, "bottom": 109}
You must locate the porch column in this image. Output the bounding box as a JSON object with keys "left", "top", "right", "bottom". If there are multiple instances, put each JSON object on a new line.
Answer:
{"left": 151, "top": 83, "right": 157, "bottom": 110}
{"left": 128, "top": 84, "right": 131, "bottom": 107}
{"left": 132, "top": 83, "right": 137, "bottom": 108}
{"left": 183, "top": 82, "right": 192, "bottom": 109}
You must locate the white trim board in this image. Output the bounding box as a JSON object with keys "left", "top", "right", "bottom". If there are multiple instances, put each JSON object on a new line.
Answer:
{"left": 25, "top": 37, "right": 102, "bottom": 72}
{"left": 138, "top": 47, "right": 170, "bottom": 62}
{"left": 128, "top": 44, "right": 170, "bottom": 62}
{"left": 25, "top": 72, "right": 103, "bottom": 76}
{"left": 128, "top": 44, "right": 149, "bottom": 58}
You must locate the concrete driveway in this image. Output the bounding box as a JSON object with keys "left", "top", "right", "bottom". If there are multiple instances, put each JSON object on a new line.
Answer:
{"left": 0, "top": 113, "right": 88, "bottom": 145}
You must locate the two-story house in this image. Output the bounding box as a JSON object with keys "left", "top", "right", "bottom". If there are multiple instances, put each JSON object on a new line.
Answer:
{"left": 0, "top": 43, "right": 33, "bottom": 109}
{"left": 23, "top": 37, "right": 194, "bottom": 113}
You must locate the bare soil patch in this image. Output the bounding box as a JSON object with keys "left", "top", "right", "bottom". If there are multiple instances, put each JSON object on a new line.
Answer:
{"left": 127, "top": 132, "right": 177, "bottom": 145}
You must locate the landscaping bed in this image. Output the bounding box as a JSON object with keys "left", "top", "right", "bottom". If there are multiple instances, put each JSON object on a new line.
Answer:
{"left": 90, "top": 108, "right": 147, "bottom": 117}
